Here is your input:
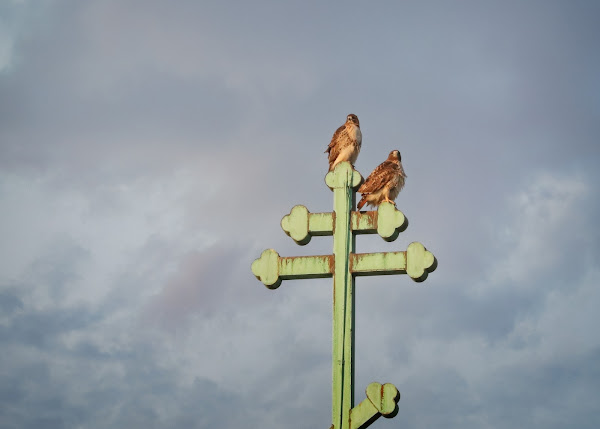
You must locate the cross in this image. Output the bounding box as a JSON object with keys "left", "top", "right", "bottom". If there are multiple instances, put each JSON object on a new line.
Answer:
{"left": 252, "top": 162, "right": 437, "bottom": 429}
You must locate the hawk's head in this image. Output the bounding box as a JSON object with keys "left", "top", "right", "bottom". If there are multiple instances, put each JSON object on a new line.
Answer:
{"left": 388, "top": 150, "right": 401, "bottom": 162}
{"left": 346, "top": 114, "right": 360, "bottom": 127}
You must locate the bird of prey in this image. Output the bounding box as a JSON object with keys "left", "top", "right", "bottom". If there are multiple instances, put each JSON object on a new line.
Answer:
{"left": 357, "top": 150, "right": 406, "bottom": 210}
{"left": 325, "top": 113, "right": 362, "bottom": 172}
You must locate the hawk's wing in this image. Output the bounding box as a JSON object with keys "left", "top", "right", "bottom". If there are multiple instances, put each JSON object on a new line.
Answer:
{"left": 359, "top": 161, "right": 398, "bottom": 194}
{"left": 325, "top": 124, "right": 348, "bottom": 163}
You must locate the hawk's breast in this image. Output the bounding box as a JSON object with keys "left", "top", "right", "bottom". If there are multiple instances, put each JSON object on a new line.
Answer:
{"left": 348, "top": 124, "right": 362, "bottom": 147}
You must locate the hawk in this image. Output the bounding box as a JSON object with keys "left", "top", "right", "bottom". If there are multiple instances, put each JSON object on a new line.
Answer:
{"left": 325, "top": 113, "right": 362, "bottom": 171}
{"left": 357, "top": 150, "right": 406, "bottom": 210}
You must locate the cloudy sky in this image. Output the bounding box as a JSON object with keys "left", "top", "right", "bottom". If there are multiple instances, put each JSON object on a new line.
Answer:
{"left": 1, "top": 1, "right": 599, "bottom": 428}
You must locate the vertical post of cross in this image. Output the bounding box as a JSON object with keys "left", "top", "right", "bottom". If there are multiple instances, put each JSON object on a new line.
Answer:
{"left": 325, "top": 163, "right": 363, "bottom": 429}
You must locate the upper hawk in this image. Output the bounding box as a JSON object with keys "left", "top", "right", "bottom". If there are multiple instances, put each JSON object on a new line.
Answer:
{"left": 357, "top": 150, "right": 406, "bottom": 210}
{"left": 325, "top": 113, "right": 362, "bottom": 171}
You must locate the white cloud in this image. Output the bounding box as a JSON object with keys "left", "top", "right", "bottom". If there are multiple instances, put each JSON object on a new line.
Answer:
{"left": 484, "top": 172, "right": 589, "bottom": 290}
{"left": 0, "top": 170, "right": 217, "bottom": 308}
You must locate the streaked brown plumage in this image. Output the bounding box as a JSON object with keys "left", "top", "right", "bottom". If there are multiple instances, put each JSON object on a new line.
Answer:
{"left": 357, "top": 150, "right": 406, "bottom": 210}
{"left": 325, "top": 114, "right": 362, "bottom": 171}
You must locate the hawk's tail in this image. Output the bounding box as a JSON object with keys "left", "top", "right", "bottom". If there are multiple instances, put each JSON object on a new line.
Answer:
{"left": 357, "top": 196, "right": 367, "bottom": 210}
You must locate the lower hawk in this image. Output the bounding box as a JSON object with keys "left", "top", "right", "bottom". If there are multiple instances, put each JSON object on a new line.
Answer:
{"left": 357, "top": 150, "right": 406, "bottom": 210}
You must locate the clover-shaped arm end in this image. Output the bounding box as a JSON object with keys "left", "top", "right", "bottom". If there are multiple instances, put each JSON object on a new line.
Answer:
{"left": 350, "top": 382, "right": 401, "bottom": 429}
{"left": 406, "top": 242, "right": 437, "bottom": 282}
{"left": 251, "top": 249, "right": 282, "bottom": 289}
{"left": 366, "top": 382, "right": 400, "bottom": 416}
{"left": 325, "top": 161, "right": 363, "bottom": 191}
{"left": 376, "top": 203, "right": 408, "bottom": 242}
{"left": 281, "top": 205, "right": 311, "bottom": 245}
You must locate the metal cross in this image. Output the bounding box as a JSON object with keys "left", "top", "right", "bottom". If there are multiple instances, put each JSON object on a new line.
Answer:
{"left": 251, "top": 162, "right": 437, "bottom": 429}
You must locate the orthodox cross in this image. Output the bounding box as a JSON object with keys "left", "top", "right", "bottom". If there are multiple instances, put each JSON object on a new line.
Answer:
{"left": 251, "top": 162, "right": 437, "bottom": 429}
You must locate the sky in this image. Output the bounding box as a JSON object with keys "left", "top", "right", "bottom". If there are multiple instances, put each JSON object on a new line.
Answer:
{"left": 1, "top": 1, "right": 599, "bottom": 428}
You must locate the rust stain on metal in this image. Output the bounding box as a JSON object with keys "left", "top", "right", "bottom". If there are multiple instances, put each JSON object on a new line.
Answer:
{"left": 279, "top": 254, "right": 334, "bottom": 280}
{"left": 328, "top": 254, "right": 336, "bottom": 274}
{"left": 365, "top": 210, "right": 377, "bottom": 226}
{"left": 348, "top": 253, "right": 363, "bottom": 272}
{"left": 351, "top": 210, "right": 378, "bottom": 235}
{"left": 331, "top": 211, "right": 337, "bottom": 234}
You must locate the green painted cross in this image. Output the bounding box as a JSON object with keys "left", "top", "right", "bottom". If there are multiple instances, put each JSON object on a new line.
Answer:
{"left": 252, "top": 162, "right": 437, "bottom": 429}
